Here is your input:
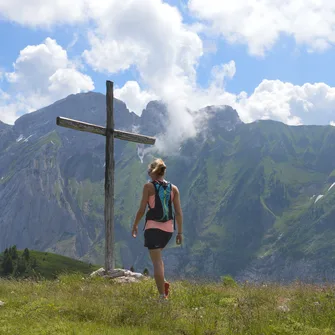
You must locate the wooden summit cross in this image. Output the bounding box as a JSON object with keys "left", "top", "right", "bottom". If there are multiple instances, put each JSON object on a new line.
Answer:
{"left": 56, "top": 80, "right": 156, "bottom": 272}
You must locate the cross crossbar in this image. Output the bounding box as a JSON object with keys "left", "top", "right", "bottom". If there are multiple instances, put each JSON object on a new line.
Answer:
{"left": 56, "top": 116, "right": 156, "bottom": 145}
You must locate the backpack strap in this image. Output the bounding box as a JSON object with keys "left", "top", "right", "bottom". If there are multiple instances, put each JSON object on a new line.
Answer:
{"left": 143, "top": 180, "right": 174, "bottom": 229}
{"left": 143, "top": 181, "right": 162, "bottom": 230}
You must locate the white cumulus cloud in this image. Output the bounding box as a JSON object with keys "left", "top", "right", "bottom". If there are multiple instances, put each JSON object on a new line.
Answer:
{"left": 1, "top": 0, "right": 335, "bottom": 152}
{"left": 82, "top": 0, "right": 203, "bottom": 152}
{"left": 186, "top": 78, "right": 335, "bottom": 127}
{"left": 182, "top": 76, "right": 335, "bottom": 127}
{"left": 210, "top": 61, "right": 236, "bottom": 89}
{"left": 0, "top": 0, "right": 87, "bottom": 27}
{"left": 114, "top": 81, "right": 157, "bottom": 116}
{"left": 0, "top": 38, "right": 94, "bottom": 124}
{"left": 236, "top": 81, "right": 335, "bottom": 125}
{"left": 188, "top": 0, "right": 335, "bottom": 56}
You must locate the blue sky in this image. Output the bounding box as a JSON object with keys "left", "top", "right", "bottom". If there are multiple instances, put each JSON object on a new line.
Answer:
{"left": 0, "top": 20, "right": 140, "bottom": 97}
{"left": 2, "top": 20, "right": 335, "bottom": 95}
{"left": 1, "top": 0, "right": 335, "bottom": 127}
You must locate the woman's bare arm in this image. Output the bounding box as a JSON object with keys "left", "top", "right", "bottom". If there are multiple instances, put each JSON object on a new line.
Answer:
{"left": 173, "top": 185, "right": 183, "bottom": 235}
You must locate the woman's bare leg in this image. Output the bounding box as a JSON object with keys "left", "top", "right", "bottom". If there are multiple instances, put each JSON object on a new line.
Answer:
{"left": 149, "top": 248, "right": 165, "bottom": 295}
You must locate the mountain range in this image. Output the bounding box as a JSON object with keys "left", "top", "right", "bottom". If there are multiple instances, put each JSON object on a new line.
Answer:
{"left": 1, "top": 92, "right": 335, "bottom": 282}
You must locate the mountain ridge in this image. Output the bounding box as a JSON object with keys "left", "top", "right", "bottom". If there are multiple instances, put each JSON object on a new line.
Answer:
{"left": 1, "top": 92, "right": 335, "bottom": 282}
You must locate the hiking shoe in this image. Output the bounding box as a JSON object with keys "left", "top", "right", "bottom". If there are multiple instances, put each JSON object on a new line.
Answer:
{"left": 159, "top": 294, "right": 168, "bottom": 302}
{"left": 164, "top": 281, "right": 170, "bottom": 297}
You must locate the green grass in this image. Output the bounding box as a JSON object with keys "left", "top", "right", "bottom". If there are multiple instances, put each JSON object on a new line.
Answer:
{"left": 0, "top": 250, "right": 100, "bottom": 280}
{"left": 28, "top": 251, "right": 100, "bottom": 279}
{"left": 0, "top": 275, "right": 335, "bottom": 334}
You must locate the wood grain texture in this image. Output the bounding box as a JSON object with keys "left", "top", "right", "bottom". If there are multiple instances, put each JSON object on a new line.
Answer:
{"left": 56, "top": 117, "right": 105, "bottom": 136}
{"left": 56, "top": 117, "right": 155, "bottom": 145}
{"left": 114, "top": 129, "right": 155, "bottom": 145}
{"left": 105, "top": 80, "right": 115, "bottom": 272}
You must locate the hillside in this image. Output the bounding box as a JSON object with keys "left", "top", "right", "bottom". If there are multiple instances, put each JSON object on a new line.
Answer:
{"left": 0, "top": 274, "right": 334, "bottom": 335}
{"left": 0, "top": 247, "right": 99, "bottom": 279}
{"left": 1, "top": 92, "right": 335, "bottom": 282}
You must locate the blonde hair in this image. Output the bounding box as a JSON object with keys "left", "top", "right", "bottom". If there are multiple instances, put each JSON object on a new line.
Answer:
{"left": 148, "top": 158, "right": 166, "bottom": 176}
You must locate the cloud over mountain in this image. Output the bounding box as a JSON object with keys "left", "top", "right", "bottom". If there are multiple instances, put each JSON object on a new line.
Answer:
{"left": 0, "top": 0, "right": 334, "bottom": 148}
{"left": 0, "top": 38, "right": 94, "bottom": 124}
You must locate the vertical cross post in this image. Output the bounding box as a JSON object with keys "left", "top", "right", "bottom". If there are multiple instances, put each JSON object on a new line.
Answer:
{"left": 105, "top": 81, "right": 114, "bottom": 272}
{"left": 56, "top": 80, "right": 156, "bottom": 274}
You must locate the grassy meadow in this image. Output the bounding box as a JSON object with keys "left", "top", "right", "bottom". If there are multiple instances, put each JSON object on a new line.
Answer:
{"left": 0, "top": 274, "right": 335, "bottom": 335}
{"left": 0, "top": 248, "right": 99, "bottom": 279}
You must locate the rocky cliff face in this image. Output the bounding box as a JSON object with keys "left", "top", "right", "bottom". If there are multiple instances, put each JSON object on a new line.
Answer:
{"left": 139, "top": 100, "right": 168, "bottom": 136}
{"left": 0, "top": 93, "right": 137, "bottom": 259}
{"left": 1, "top": 92, "right": 335, "bottom": 282}
{"left": 0, "top": 121, "right": 10, "bottom": 130}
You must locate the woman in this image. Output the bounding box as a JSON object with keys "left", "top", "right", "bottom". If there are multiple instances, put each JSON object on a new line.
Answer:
{"left": 131, "top": 158, "right": 183, "bottom": 300}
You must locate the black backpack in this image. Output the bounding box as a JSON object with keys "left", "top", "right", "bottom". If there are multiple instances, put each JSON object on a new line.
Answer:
{"left": 145, "top": 180, "right": 174, "bottom": 223}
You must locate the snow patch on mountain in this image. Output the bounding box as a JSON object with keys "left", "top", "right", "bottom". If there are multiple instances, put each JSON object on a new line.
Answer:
{"left": 16, "top": 134, "right": 24, "bottom": 142}
{"left": 315, "top": 195, "right": 324, "bottom": 203}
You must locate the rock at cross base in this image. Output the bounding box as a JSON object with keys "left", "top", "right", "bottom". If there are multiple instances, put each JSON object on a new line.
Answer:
{"left": 114, "top": 276, "right": 139, "bottom": 283}
{"left": 90, "top": 267, "right": 146, "bottom": 283}
{"left": 90, "top": 268, "right": 105, "bottom": 277}
{"left": 0, "top": 301, "right": 5, "bottom": 306}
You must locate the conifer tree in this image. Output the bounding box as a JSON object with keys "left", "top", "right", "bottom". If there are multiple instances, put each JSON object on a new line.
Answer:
{"left": 32, "top": 258, "right": 37, "bottom": 269}
{"left": 10, "top": 245, "right": 18, "bottom": 260}
{"left": 23, "top": 248, "right": 30, "bottom": 261}
{"left": 15, "top": 257, "right": 26, "bottom": 277}
{"left": 2, "top": 253, "right": 13, "bottom": 275}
